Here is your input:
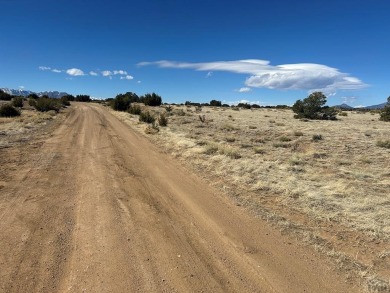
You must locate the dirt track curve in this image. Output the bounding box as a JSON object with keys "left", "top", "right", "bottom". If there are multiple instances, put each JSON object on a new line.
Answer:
{"left": 0, "top": 103, "right": 357, "bottom": 292}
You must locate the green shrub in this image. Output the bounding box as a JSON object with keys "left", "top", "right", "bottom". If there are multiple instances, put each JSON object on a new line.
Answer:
{"left": 75, "top": 95, "right": 91, "bottom": 102}
{"left": 379, "top": 98, "right": 390, "bottom": 122}
{"left": 210, "top": 100, "right": 222, "bottom": 107}
{"left": 60, "top": 96, "right": 71, "bottom": 106}
{"left": 128, "top": 105, "right": 142, "bottom": 115}
{"left": 380, "top": 107, "right": 390, "bottom": 122}
{"left": 237, "top": 102, "right": 251, "bottom": 109}
{"left": 34, "top": 98, "right": 61, "bottom": 112}
{"left": 158, "top": 113, "right": 168, "bottom": 126}
{"left": 139, "top": 111, "right": 155, "bottom": 124}
{"left": 12, "top": 96, "right": 24, "bottom": 108}
{"left": 27, "top": 93, "right": 39, "bottom": 100}
{"left": 111, "top": 95, "right": 131, "bottom": 111}
{"left": 62, "top": 94, "right": 75, "bottom": 101}
{"left": 0, "top": 104, "right": 21, "bottom": 117}
{"left": 140, "top": 93, "right": 162, "bottom": 106}
{"left": 292, "top": 92, "right": 337, "bottom": 120}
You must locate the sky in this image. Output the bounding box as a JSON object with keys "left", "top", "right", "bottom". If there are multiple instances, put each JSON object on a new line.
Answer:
{"left": 1, "top": 0, "right": 389, "bottom": 106}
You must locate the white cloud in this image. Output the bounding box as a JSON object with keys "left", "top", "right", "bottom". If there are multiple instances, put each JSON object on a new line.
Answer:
{"left": 139, "top": 59, "right": 367, "bottom": 94}
{"left": 206, "top": 71, "right": 213, "bottom": 78}
{"left": 237, "top": 87, "right": 251, "bottom": 93}
{"left": 120, "top": 75, "right": 134, "bottom": 80}
{"left": 102, "top": 70, "right": 113, "bottom": 77}
{"left": 137, "top": 81, "right": 141, "bottom": 84}
{"left": 38, "top": 66, "right": 133, "bottom": 80}
{"left": 19, "top": 86, "right": 24, "bottom": 89}
{"left": 355, "top": 105, "right": 365, "bottom": 108}
{"left": 66, "top": 68, "right": 85, "bottom": 76}
{"left": 113, "top": 70, "right": 127, "bottom": 75}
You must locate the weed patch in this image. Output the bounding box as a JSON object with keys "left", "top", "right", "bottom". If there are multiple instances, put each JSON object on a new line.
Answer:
{"left": 376, "top": 140, "right": 390, "bottom": 149}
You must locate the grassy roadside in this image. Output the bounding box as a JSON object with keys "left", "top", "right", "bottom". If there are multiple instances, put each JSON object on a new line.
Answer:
{"left": 110, "top": 104, "right": 390, "bottom": 292}
{"left": 0, "top": 104, "right": 69, "bottom": 189}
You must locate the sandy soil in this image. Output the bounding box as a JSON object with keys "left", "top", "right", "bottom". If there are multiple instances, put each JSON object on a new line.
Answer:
{"left": 0, "top": 103, "right": 360, "bottom": 292}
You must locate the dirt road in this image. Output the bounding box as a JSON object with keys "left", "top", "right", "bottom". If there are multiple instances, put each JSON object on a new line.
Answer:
{"left": 0, "top": 103, "right": 357, "bottom": 292}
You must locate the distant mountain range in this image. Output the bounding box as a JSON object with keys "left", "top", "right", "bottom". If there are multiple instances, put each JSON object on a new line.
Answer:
{"left": 0, "top": 88, "right": 69, "bottom": 99}
{"left": 333, "top": 102, "right": 387, "bottom": 110}
{"left": 360, "top": 102, "right": 388, "bottom": 110}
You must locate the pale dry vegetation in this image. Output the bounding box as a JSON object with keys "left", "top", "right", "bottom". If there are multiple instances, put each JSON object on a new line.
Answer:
{"left": 0, "top": 106, "right": 59, "bottom": 149}
{"left": 112, "top": 104, "right": 390, "bottom": 291}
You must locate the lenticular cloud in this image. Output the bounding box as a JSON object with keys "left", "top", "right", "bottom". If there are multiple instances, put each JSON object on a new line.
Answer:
{"left": 138, "top": 59, "right": 367, "bottom": 93}
{"left": 245, "top": 63, "right": 365, "bottom": 92}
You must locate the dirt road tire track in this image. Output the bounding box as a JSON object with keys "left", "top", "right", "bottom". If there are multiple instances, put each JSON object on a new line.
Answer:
{"left": 0, "top": 103, "right": 357, "bottom": 292}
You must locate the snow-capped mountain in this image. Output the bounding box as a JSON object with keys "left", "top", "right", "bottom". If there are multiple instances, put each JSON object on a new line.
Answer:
{"left": 0, "top": 88, "right": 69, "bottom": 98}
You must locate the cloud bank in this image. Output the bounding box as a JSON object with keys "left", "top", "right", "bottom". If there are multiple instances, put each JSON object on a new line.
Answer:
{"left": 139, "top": 59, "right": 367, "bottom": 94}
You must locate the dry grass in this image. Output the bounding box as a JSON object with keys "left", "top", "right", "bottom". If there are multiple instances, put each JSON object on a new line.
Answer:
{"left": 112, "top": 105, "right": 390, "bottom": 290}
{"left": 0, "top": 107, "right": 59, "bottom": 148}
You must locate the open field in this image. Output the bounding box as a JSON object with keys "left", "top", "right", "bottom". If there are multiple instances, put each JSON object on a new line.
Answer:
{"left": 0, "top": 103, "right": 363, "bottom": 292}
{"left": 112, "top": 104, "right": 390, "bottom": 291}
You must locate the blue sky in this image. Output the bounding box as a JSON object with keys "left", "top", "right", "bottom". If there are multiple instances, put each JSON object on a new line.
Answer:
{"left": 1, "top": 0, "right": 389, "bottom": 106}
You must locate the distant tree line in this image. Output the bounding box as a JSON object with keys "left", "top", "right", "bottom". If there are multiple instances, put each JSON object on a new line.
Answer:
{"left": 0, "top": 89, "right": 93, "bottom": 115}
{"left": 183, "top": 100, "right": 288, "bottom": 109}
{"left": 109, "top": 92, "right": 163, "bottom": 111}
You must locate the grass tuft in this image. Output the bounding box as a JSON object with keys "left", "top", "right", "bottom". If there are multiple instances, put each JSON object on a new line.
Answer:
{"left": 376, "top": 140, "right": 390, "bottom": 149}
